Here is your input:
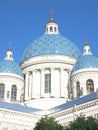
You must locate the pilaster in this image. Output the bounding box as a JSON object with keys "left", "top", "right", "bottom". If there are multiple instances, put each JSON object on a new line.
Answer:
{"left": 51, "top": 67, "right": 55, "bottom": 97}
{"left": 40, "top": 68, "right": 45, "bottom": 97}
{"left": 28, "top": 71, "right": 32, "bottom": 100}
{"left": 24, "top": 73, "right": 29, "bottom": 100}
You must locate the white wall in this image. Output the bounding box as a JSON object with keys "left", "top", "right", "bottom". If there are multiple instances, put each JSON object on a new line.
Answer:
{"left": 71, "top": 68, "right": 98, "bottom": 98}
{"left": 0, "top": 73, "right": 24, "bottom": 102}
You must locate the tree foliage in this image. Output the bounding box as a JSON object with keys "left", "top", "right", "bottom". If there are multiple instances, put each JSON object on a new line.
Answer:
{"left": 34, "top": 116, "right": 64, "bottom": 130}
{"left": 65, "top": 114, "right": 98, "bottom": 130}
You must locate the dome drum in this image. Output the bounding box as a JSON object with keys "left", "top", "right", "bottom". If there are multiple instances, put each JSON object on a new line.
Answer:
{"left": 0, "top": 74, "right": 24, "bottom": 102}
{"left": 21, "top": 54, "right": 77, "bottom": 71}
{"left": 71, "top": 70, "right": 98, "bottom": 99}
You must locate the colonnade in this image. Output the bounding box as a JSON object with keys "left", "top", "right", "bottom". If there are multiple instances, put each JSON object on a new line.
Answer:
{"left": 24, "top": 67, "right": 70, "bottom": 101}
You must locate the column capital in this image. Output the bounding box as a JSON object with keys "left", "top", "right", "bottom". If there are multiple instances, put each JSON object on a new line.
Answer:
{"left": 66, "top": 69, "right": 70, "bottom": 74}
{"left": 60, "top": 67, "right": 64, "bottom": 70}
{"left": 40, "top": 68, "right": 45, "bottom": 71}
{"left": 50, "top": 67, "right": 55, "bottom": 70}
{"left": 25, "top": 72, "right": 29, "bottom": 75}
{"left": 28, "top": 71, "right": 32, "bottom": 75}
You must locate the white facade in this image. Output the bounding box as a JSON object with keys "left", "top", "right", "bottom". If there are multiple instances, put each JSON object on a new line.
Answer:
{"left": 21, "top": 55, "right": 75, "bottom": 109}
{"left": 70, "top": 43, "right": 98, "bottom": 98}
{"left": 0, "top": 73, "right": 24, "bottom": 102}
{"left": 0, "top": 17, "right": 98, "bottom": 130}
{"left": 71, "top": 68, "right": 98, "bottom": 98}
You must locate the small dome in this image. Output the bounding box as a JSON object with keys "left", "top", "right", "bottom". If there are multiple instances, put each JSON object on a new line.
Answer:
{"left": 0, "top": 60, "right": 23, "bottom": 77}
{"left": 72, "top": 54, "right": 98, "bottom": 73}
{"left": 22, "top": 34, "right": 81, "bottom": 61}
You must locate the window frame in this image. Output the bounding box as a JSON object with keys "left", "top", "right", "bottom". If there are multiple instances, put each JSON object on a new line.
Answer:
{"left": 45, "top": 73, "right": 51, "bottom": 93}
{"left": 0, "top": 83, "right": 5, "bottom": 99}
{"left": 11, "top": 85, "right": 17, "bottom": 101}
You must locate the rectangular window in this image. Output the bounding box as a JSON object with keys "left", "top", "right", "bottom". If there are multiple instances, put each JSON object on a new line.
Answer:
{"left": 11, "top": 85, "right": 17, "bottom": 101}
{"left": 0, "top": 84, "right": 5, "bottom": 99}
{"left": 45, "top": 74, "right": 51, "bottom": 93}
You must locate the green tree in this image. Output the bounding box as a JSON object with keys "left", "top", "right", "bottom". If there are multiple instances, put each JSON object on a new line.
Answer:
{"left": 65, "top": 114, "right": 98, "bottom": 130}
{"left": 34, "top": 116, "right": 64, "bottom": 130}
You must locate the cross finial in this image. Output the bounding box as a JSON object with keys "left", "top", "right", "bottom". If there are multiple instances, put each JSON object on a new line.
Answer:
{"left": 49, "top": 9, "right": 54, "bottom": 19}
{"left": 5, "top": 40, "right": 14, "bottom": 60}
{"left": 8, "top": 41, "right": 12, "bottom": 51}
{"left": 9, "top": 41, "right": 11, "bottom": 48}
{"left": 84, "top": 35, "right": 88, "bottom": 44}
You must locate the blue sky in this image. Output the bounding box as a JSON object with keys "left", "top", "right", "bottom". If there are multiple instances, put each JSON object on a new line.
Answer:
{"left": 0, "top": 0, "right": 98, "bottom": 63}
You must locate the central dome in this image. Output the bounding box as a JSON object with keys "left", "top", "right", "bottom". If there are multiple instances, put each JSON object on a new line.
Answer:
{"left": 22, "top": 17, "right": 81, "bottom": 61}
{"left": 22, "top": 34, "right": 81, "bottom": 61}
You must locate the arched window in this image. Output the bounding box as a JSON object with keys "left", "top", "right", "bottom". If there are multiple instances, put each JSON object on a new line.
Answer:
{"left": 86, "top": 79, "right": 94, "bottom": 93}
{"left": 10, "top": 54, "right": 11, "bottom": 58}
{"left": 0, "top": 83, "right": 5, "bottom": 99}
{"left": 76, "top": 82, "right": 81, "bottom": 97}
{"left": 45, "top": 74, "right": 51, "bottom": 93}
{"left": 50, "top": 26, "right": 53, "bottom": 32}
{"left": 54, "top": 27, "right": 57, "bottom": 32}
{"left": 11, "top": 85, "right": 17, "bottom": 101}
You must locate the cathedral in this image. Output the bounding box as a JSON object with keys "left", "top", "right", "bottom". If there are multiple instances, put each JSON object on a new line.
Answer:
{"left": 0, "top": 15, "right": 98, "bottom": 130}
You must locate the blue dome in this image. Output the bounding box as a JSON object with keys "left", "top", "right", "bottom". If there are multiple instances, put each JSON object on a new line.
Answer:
{"left": 0, "top": 60, "right": 23, "bottom": 77}
{"left": 22, "top": 34, "right": 81, "bottom": 61}
{"left": 72, "top": 54, "right": 98, "bottom": 73}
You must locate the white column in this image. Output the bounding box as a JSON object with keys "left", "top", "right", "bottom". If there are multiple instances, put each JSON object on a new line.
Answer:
{"left": 40, "top": 69, "right": 45, "bottom": 97}
{"left": 32, "top": 70, "right": 41, "bottom": 98}
{"left": 60, "top": 68, "right": 69, "bottom": 99}
{"left": 32, "top": 70, "right": 35, "bottom": 98}
{"left": 82, "top": 81, "right": 87, "bottom": 95}
{"left": 60, "top": 68, "right": 63, "bottom": 97}
{"left": 25, "top": 73, "right": 29, "bottom": 100}
{"left": 28, "top": 72, "right": 32, "bottom": 100}
{"left": 65, "top": 70, "right": 69, "bottom": 99}
{"left": 51, "top": 67, "right": 55, "bottom": 97}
